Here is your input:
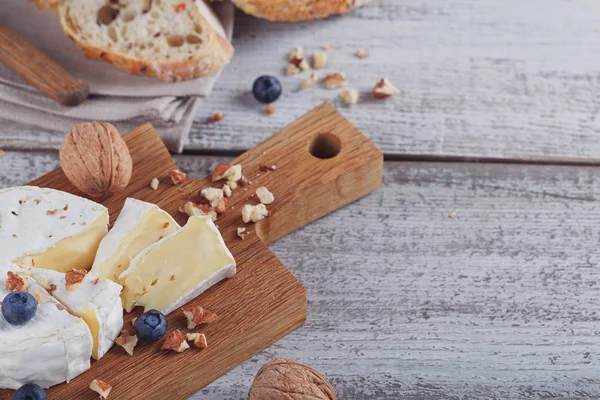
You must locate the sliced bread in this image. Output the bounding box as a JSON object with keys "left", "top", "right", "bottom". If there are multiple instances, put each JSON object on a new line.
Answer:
{"left": 228, "top": 0, "right": 372, "bottom": 22}
{"left": 53, "top": 0, "right": 233, "bottom": 81}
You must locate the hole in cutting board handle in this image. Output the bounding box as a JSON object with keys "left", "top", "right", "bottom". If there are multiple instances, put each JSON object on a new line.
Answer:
{"left": 308, "top": 133, "right": 342, "bottom": 159}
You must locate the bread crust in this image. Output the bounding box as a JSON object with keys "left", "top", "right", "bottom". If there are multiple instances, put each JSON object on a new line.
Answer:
{"left": 56, "top": 1, "right": 234, "bottom": 82}
{"left": 231, "top": 0, "right": 372, "bottom": 22}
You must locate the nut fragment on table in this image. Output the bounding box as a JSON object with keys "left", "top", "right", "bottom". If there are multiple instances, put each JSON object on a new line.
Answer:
{"left": 115, "top": 331, "right": 138, "bottom": 356}
{"left": 300, "top": 73, "right": 321, "bottom": 90}
{"left": 256, "top": 187, "right": 275, "bottom": 205}
{"left": 183, "top": 306, "right": 217, "bottom": 329}
{"left": 312, "top": 51, "right": 328, "bottom": 69}
{"left": 355, "top": 48, "right": 369, "bottom": 59}
{"left": 373, "top": 78, "right": 400, "bottom": 99}
{"left": 186, "top": 333, "right": 208, "bottom": 349}
{"left": 286, "top": 64, "right": 300, "bottom": 76}
{"left": 249, "top": 358, "right": 336, "bottom": 400}
{"left": 161, "top": 330, "right": 189, "bottom": 353}
{"left": 89, "top": 379, "right": 112, "bottom": 399}
{"left": 242, "top": 204, "right": 270, "bottom": 223}
{"left": 340, "top": 88, "right": 359, "bottom": 105}
{"left": 289, "top": 46, "right": 304, "bottom": 61}
{"left": 323, "top": 73, "right": 346, "bottom": 89}
{"left": 60, "top": 121, "right": 132, "bottom": 199}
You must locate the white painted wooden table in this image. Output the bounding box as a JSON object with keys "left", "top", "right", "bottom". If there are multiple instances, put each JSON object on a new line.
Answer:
{"left": 3, "top": 1, "right": 600, "bottom": 399}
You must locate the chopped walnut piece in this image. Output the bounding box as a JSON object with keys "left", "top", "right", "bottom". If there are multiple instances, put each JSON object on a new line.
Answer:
{"left": 169, "top": 169, "right": 187, "bottom": 185}
{"left": 265, "top": 104, "right": 275, "bottom": 115}
{"left": 298, "top": 59, "right": 310, "bottom": 71}
{"left": 187, "top": 333, "right": 208, "bottom": 349}
{"left": 286, "top": 64, "right": 300, "bottom": 76}
{"left": 65, "top": 269, "right": 87, "bottom": 291}
{"left": 322, "top": 43, "right": 333, "bottom": 51}
{"left": 324, "top": 73, "right": 346, "bottom": 89}
{"left": 183, "top": 201, "right": 217, "bottom": 222}
{"left": 150, "top": 177, "right": 159, "bottom": 191}
{"left": 209, "top": 113, "right": 224, "bottom": 122}
{"left": 355, "top": 48, "right": 369, "bottom": 59}
{"left": 212, "top": 163, "right": 242, "bottom": 182}
{"left": 289, "top": 46, "right": 304, "bottom": 61}
{"left": 183, "top": 306, "right": 217, "bottom": 329}
{"left": 340, "top": 88, "right": 359, "bottom": 105}
{"left": 46, "top": 209, "right": 58, "bottom": 216}
{"left": 237, "top": 227, "right": 250, "bottom": 240}
{"left": 89, "top": 379, "right": 112, "bottom": 399}
{"left": 226, "top": 180, "right": 238, "bottom": 190}
{"left": 115, "top": 331, "right": 138, "bottom": 356}
{"left": 373, "top": 78, "right": 400, "bottom": 99}
{"left": 300, "top": 73, "right": 321, "bottom": 90}
{"left": 161, "top": 329, "right": 189, "bottom": 353}
{"left": 200, "top": 187, "right": 224, "bottom": 208}
{"left": 6, "top": 271, "right": 27, "bottom": 292}
{"left": 259, "top": 164, "right": 277, "bottom": 172}
{"left": 256, "top": 187, "right": 275, "bottom": 205}
{"left": 242, "top": 204, "right": 271, "bottom": 223}
{"left": 223, "top": 184, "right": 232, "bottom": 197}
{"left": 312, "top": 51, "right": 328, "bottom": 69}
{"left": 214, "top": 197, "right": 228, "bottom": 214}
{"left": 211, "top": 163, "right": 232, "bottom": 181}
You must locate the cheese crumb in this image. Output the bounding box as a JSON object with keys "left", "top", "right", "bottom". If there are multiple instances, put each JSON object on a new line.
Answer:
{"left": 150, "top": 178, "right": 159, "bottom": 191}
{"left": 256, "top": 187, "right": 275, "bottom": 205}
{"left": 242, "top": 204, "right": 270, "bottom": 223}
{"left": 340, "top": 88, "right": 359, "bottom": 105}
{"left": 209, "top": 113, "right": 224, "bottom": 122}
{"left": 89, "top": 379, "right": 112, "bottom": 399}
{"left": 312, "top": 51, "right": 328, "bottom": 69}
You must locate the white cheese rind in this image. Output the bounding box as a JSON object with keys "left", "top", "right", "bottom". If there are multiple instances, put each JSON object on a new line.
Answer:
{"left": 25, "top": 267, "right": 124, "bottom": 360}
{"left": 0, "top": 186, "right": 108, "bottom": 271}
{"left": 0, "top": 264, "right": 93, "bottom": 390}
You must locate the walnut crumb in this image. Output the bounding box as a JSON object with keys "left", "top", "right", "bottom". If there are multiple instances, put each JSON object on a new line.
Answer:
{"left": 169, "top": 169, "right": 187, "bottom": 185}
{"left": 226, "top": 180, "right": 238, "bottom": 190}
{"left": 150, "top": 177, "right": 159, "bottom": 191}
{"left": 223, "top": 184, "right": 232, "bottom": 197}
{"left": 89, "top": 379, "right": 112, "bottom": 399}
{"left": 300, "top": 73, "right": 322, "bottom": 90}
{"left": 312, "top": 51, "right": 328, "bottom": 69}
{"left": 200, "top": 187, "right": 224, "bottom": 208}
{"left": 237, "top": 227, "right": 250, "bottom": 240}
{"left": 161, "top": 330, "right": 189, "bottom": 353}
{"left": 209, "top": 113, "right": 224, "bottom": 122}
{"left": 115, "top": 331, "right": 138, "bottom": 356}
{"left": 373, "top": 78, "right": 400, "bottom": 99}
{"left": 46, "top": 209, "right": 58, "bottom": 216}
{"left": 259, "top": 164, "right": 277, "bottom": 172}
{"left": 340, "top": 88, "right": 359, "bottom": 105}
{"left": 355, "top": 48, "right": 369, "bottom": 59}
{"left": 286, "top": 64, "right": 300, "bottom": 76}
{"left": 298, "top": 59, "right": 310, "bottom": 71}
{"left": 65, "top": 269, "right": 87, "bottom": 291}
{"left": 256, "top": 187, "right": 275, "bottom": 205}
{"left": 183, "top": 306, "right": 217, "bottom": 329}
{"left": 183, "top": 201, "right": 217, "bottom": 222}
{"left": 289, "top": 46, "right": 304, "bottom": 61}
{"left": 187, "top": 333, "right": 208, "bottom": 349}
{"left": 324, "top": 73, "right": 346, "bottom": 89}
{"left": 241, "top": 204, "right": 271, "bottom": 223}
{"left": 265, "top": 104, "right": 275, "bottom": 115}
{"left": 449, "top": 211, "right": 456, "bottom": 219}
{"left": 212, "top": 164, "right": 242, "bottom": 182}
{"left": 6, "top": 271, "right": 27, "bottom": 292}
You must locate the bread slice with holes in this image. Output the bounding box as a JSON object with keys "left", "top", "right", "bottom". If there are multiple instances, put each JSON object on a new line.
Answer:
{"left": 225, "top": 0, "right": 372, "bottom": 22}
{"left": 52, "top": 0, "right": 233, "bottom": 81}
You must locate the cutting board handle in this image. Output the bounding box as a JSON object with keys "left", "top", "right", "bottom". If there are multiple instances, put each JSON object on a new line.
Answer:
{"left": 231, "top": 103, "right": 383, "bottom": 244}
{"left": 0, "top": 23, "right": 89, "bottom": 106}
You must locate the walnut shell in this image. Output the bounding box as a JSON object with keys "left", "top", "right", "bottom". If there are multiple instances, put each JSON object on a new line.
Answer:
{"left": 60, "top": 122, "right": 132, "bottom": 199}
{"left": 249, "top": 358, "right": 336, "bottom": 400}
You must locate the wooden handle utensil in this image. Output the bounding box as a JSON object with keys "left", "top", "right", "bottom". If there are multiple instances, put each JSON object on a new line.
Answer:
{"left": 0, "top": 23, "right": 89, "bottom": 106}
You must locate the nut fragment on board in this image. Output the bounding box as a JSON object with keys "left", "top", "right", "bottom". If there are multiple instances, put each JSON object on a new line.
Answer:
{"left": 324, "top": 73, "right": 346, "bottom": 89}
{"left": 169, "top": 169, "right": 187, "bottom": 185}
{"left": 312, "top": 51, "right": 328, "bottom": 69}
{"left": 373, "top": 78, "right": 400, "bottom": 99}
{"left": 355, "top": 48, "right": 369, "bottom": 59}
{"left": 183, "top": 306, "right": 217, "bottom": 329}
{"left": 227, "top": 180, "right": 238, "bottom": 190}
{"left": 249, "top": 358, "right": 336, "bottom": 400}
{"left": 223, "top": 184, "right": 232, "bottom": 197}
{"left": 161, "top": 330, "right": 189, "bottom": 353}
{"left": 65, "top": 269, "right": 87, "bottom": 291}
{"left": 300, "top": 73, "right": 321, "bottom": 90}
{"left": 115, "top": 331, "right": 138, "bottom": 356}
{"left": 200, "top": 187, "right": 224, "bottom": 208}
{"left": 149, "top": 177, "right": 159, "bottom": 191}
{"left": 265, "top": 104, "right": 275, "bottom": 115}
{"left": 182, "top": 201, "right": 217, "bottom": 222}
{"left": 256, "top": 187, "right": 275, "bottom": 205}
{"left": 89, "top": 379, "right": 112, "bottom": 399}
{"left": 186, "top": 333, "right": 208, "bottom": 349}
{"left": 237, "top": 227, "right": 250, "bottom": 239}
{"left": 60, "top": 122, "right": 132, "bottom": 199}
{"left": 242, "top": 204, "right": 271, "bottom": 223}
{"left": 212, "top": 164, "right": 242, "bottom": 182}
{"left": 340, "top": 88, "right": 359, "bottom": 105}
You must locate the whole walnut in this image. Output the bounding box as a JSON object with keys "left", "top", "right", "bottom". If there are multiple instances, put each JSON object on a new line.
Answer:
{"left": 60, "top": 122, "right": 132, "bottom": 199}
{"left": 249, "top": 358, "right": 336, "bottom": 400}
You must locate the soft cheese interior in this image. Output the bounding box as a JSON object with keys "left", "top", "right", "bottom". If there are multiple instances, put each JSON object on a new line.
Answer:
{"left": 91, "top": 198, "right": 179, "bottom": 282}
{"left": 25, "top": 267, "right": 123, "bottom": 360}
{"left": 0, "top": 264, "right": 93, "bottom": 390}
{"left": 120, "top": 215, "right": 236, "bottom": 314}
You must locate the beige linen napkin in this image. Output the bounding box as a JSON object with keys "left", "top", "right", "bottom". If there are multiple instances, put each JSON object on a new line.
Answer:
{"left": 0, "top": 0, "right": 234, "bottom": 152}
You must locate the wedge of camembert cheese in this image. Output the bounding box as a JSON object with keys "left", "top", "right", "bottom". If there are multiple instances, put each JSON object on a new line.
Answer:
{"left": 0, "top": 186, "right": 108, "bottom": 272}
{"left": 24, "top": 267, "right": 123, "bottom": 360}
{"left": 120, "top": 215, "right": 236, "bottom": 314}
{"left": 91, "top": 198, "right": 179, "bottom": 282}
{"left": 0, "top": 264, "right": 93, "bottom": 390}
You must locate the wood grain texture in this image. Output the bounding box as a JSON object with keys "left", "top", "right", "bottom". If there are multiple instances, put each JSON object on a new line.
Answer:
{"left": 3, "top": 0, "right": 600, "bottom": 161}
{"left": 3, "top": 150, "right": 600, "bottom": 399}
{"left": 0, "top": 23, "right": 88, "bottom": 106}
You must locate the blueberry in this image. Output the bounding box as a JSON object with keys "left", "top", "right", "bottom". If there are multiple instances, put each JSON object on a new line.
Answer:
{"left": 2, "top": 291, "right": 37, "bottom": 326}
{"left": 134, "top": 310, "right": 167, "bottom": 342}
{"left": 12, "top": 383, "right": 47, "bottom": 400}
{"left": 252, "top": 76, "right": 282, "bottom": 104}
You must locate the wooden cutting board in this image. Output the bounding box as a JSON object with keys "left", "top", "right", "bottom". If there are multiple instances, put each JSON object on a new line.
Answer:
{"left": 0, "top": 103, "right": 382, "bottom": 400}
